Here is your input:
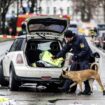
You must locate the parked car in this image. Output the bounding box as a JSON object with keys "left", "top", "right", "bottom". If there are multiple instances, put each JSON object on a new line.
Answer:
{"left": 68, "top": 21, "right": 78, "bottom": 34}
{"left": 0, "top": 16, "right": 71, "bottom": 91}
{"left": 94, "top": 24, "right": 105, "bottom": 49}
{"left": 98, "top": 24, "right": 105, "bottom": 49}
{"left": 93, "top": 35, "right": 101, "bottom": 47}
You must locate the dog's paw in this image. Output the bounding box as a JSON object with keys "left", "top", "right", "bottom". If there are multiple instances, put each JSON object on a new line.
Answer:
{"left": 103, "top": 90, "right": 105, "bottom": 95}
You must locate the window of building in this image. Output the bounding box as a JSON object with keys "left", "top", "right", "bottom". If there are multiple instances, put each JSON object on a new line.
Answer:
{"left": 53, "top": 7, "right": 56, "bottom": 15}
{"left": 46, "top": 7, "right": 50, "bottom": 14}
{"left": 67, "top": 7, "right": 70, "bottom": 14}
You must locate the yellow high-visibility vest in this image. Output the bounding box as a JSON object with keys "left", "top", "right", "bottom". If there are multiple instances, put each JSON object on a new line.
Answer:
{"left": 40, "top": 51, "right": 64, "bottom": 67}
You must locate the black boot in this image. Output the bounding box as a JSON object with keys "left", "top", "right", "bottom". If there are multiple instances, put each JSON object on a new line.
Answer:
{"left": 58, "top": 79, "right": 76, "bottom": 93}
{"left": 58, "top": 87, "right": 66, "bottom": 92}
{"left": 58, "top": 79, "right": 72, "bottom": 92}
{"left": 82, "top": 80, "right": 92, "bottom": 95}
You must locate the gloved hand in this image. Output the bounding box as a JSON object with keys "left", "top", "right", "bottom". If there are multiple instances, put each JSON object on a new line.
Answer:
{"left": 52, "top": 56, "right": 57, "bottom": 60}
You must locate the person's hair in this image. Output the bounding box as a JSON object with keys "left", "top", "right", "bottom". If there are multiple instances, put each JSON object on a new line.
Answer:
{"left": 21, "top": 22, "right": 26, "bottom": 30}
{"left": 64, "top": 30, "right": 75, "bottom": 38}
{"left": 50, "top": 42, "right": 59, "bottom": 51}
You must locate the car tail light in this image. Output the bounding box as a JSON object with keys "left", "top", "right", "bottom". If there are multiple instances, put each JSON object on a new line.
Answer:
{"left": 16, "top": 54, "right": 23, "bottom": 64}
{"left": 41, "top": 76, "right": 52, "bottom": 80}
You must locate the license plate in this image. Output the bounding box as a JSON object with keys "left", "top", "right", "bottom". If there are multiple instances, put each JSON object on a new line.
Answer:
{"left": 41, "top": 76, "right": 52, "bottom": 80}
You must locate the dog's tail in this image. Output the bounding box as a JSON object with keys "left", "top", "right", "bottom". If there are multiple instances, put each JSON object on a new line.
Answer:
{"left": 90, "top": 63, "right": 98, "bottom": 72}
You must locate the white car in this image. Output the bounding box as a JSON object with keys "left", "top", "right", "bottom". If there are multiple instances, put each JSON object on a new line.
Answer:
{"left": 0, "top": 16, "right": 71, "bottom": 91}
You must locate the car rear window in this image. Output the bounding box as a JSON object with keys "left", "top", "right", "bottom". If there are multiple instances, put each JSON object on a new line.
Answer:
{"left": 26, "top": 40, "right": 61, "bottom": 51}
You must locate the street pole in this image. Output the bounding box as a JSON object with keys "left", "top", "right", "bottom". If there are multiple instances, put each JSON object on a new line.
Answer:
{"left": 16, "top": 0, "right": 19, "bottom": 36}
{"left": 17, "top": 0, "right": 19, "bottom": 17}
{"left": 35, "top": 0, "right": 38, "bottom": 14}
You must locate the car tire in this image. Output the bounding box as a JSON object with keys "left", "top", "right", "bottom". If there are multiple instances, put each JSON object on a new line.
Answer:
{"left": 9, "top": 66, "right": 19, "bottom": 91}
{"left": 0, "top": 63, "right": 9, "bottom": 86}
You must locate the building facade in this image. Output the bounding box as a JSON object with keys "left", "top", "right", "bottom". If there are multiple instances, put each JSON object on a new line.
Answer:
{"left": 7, "top": 0, "right": 105, "bottom": 23}
{"left": 39, "top": 0, "right": 72, "bottom": 15}
{"left": 7, "top": 0, "right": 73, "bottom": 17}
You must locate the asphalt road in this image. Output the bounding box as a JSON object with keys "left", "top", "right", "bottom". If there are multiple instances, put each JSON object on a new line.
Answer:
{"left": 0, "top": 39, "right": 105, "bottom": 105}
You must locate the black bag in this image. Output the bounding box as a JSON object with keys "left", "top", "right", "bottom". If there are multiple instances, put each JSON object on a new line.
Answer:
{"left": 89, "top": 54, "right": 95, "bottom": 63}
{"left": 89, "top": 52, "right": 100, "bottom": 63}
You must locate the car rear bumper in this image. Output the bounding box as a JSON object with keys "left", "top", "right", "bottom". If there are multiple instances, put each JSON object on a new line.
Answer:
{"left": 13, "top": 65, "right": 63, "bottom": 84}
{"left": 15, "top": 76, "right": 61, "bottom": 84}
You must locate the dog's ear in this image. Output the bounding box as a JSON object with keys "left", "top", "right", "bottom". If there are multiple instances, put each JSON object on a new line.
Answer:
{"left": 62, "top": 70, "right": 66, "bottom": 75}
{"left": 65, "top": 68, "right": 68, "bottom": 71}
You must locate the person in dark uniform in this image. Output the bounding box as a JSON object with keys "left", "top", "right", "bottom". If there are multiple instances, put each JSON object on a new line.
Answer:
{"left": 18, "top": 22, "right": 27, "bottom": 36}
{"left": 55, "top": 30, "right": 93, "bottom": 95}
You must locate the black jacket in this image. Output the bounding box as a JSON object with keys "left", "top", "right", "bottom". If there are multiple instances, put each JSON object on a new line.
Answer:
{"left": 56, "top": 35, "right": 92, "bottom": 61}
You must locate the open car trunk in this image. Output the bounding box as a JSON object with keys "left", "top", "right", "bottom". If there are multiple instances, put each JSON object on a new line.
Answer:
{"left": 25, "top": 39, "right": 64, "bottom": 68}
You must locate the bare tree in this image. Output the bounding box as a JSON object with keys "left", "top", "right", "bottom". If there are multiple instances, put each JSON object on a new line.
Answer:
{"left": 73, "top": 0, "right": 99, "bottom": 22}
{"left": 29, "top": 0, "right": 37, "bottom": 13}
{"left": 98, "top": 0, "right": 105, "bottom": 22}
{"left": 0, "top": 0, "right": 15, "bottom": 34}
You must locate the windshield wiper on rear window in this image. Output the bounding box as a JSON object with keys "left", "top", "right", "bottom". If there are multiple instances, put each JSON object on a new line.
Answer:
{"left": 36, "top": 33, "right": 46, "bottom": 39}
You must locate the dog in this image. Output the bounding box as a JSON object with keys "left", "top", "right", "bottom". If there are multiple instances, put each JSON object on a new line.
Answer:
{"left": 61, "top": 63, "right": 105, "bottom": 95}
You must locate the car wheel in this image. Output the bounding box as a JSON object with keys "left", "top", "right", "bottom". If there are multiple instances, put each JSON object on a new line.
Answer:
{"left": 0, "top": 63, "right": 9, "bottom": 86}
{"left": 9, "top": 68, "right": 19, "bottom": 91}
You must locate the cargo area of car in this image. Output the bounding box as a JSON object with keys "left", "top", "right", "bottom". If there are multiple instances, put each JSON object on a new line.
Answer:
{"left": 25, "top": 39, "right": 64, "bottom": 68}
